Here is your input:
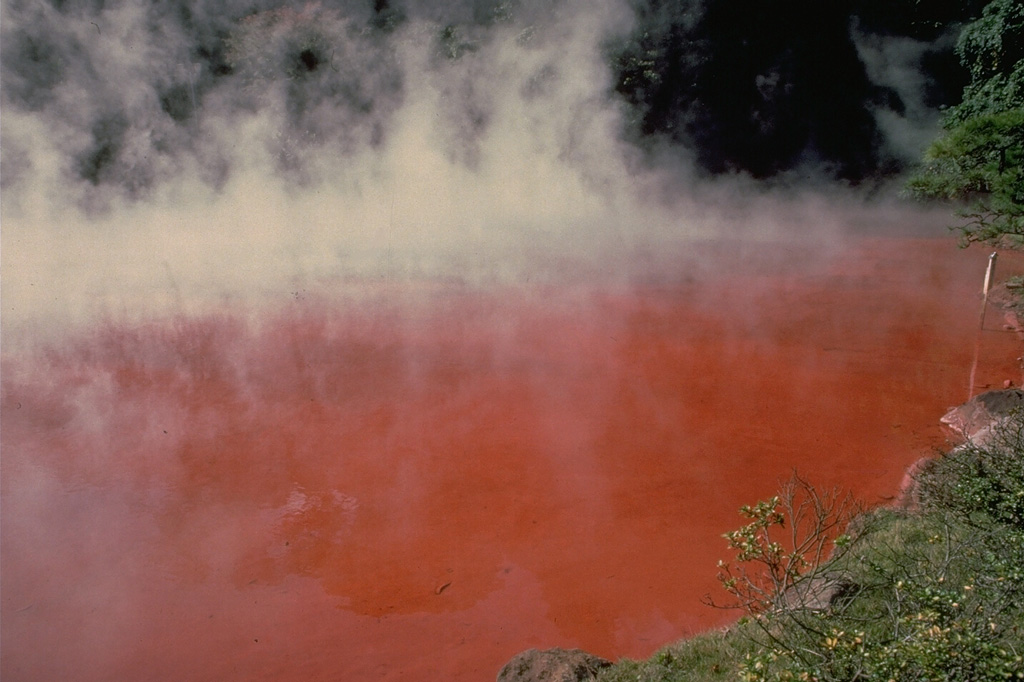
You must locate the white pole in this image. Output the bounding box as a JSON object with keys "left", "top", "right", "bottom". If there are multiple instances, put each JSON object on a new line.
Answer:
{"left": 969, "top": 252, "right": 999, "bottom": 398}
{"left": 980, "top": 252, "right": 998, "bottom": 330}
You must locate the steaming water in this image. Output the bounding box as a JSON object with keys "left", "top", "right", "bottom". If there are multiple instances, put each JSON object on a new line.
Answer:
{"left": 4, "top": 2, "right": 1024, "bottom": 680}
{"left": 4, "top": 222, "right": 1023, "bottom": 681}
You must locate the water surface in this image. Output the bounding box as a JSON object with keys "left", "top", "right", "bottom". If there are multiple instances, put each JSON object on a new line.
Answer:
{"left": 3, "top": 229, "right": 1022, "bottom": 681}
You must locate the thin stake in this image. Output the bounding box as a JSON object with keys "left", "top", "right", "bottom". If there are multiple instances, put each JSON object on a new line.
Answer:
{"left": 980, "top": 251, "right": 998, "bottom": 330}
{"left": 969, "top": 252, "right": 999, "bottom": 399}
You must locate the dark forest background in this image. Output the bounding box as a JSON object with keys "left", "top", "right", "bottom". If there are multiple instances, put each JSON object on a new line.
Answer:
{"left": 2, "top": 0, "right": 1020, "bottom": 209}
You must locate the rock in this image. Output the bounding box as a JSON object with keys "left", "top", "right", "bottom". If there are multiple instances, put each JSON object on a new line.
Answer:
{"left": 899, "top": 388, "right": 1024, "bottom": 508}
{"left": 941, "top": 388, "right": 1024, "bottom": 443}
{"left": 777, "top": 576, "right": 857, "bottom": 612}
{"left": 497, "top": 648, "right": 611, "bottom": 682}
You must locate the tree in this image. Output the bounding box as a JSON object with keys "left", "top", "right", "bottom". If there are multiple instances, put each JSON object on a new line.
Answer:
{"left": 609, "top": 0, "right": 993, "bottom": 182}
{"left": 907, "top": 0, "right": 1024, "bottom": 246}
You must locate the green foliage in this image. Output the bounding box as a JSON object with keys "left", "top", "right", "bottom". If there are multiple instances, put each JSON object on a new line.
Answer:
{"left": 596, "top": 630, "right": 755, "bottom": 682}
{"left": 737, "top": 506, "right": 1024, "bottom": 682}
{"left": 738, "top": 610, "right": 1022, "bottom": 682}
{"left": 907, "top": 0, "right": 1024, "bottom": 245}
{"left": 916, "top": 412, "right": 1024, "bottom": 529}
{"left": 712, "top": 475, "right": 863, "bottom": 615}
{"left": 948, "top": 61, "right": 1024, "bottom": 126}
{"left": 945, "top": 0, "right": 1024, "bottom": 127}
{"left": 730, "top": 415, "right": 1024, "bottom": 682}
{"left": 906, "top": 108, "right": 1024, "bottom": 245}
{"left": 954, "top": 0, "right": 1024, "bottom": 98}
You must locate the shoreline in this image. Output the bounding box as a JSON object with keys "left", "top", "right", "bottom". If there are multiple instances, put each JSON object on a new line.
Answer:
{"left": 495, "top": 250, "right": 1024, "bottom": 682}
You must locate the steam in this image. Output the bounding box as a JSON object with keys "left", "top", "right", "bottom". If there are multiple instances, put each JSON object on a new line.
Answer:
{"left": 1, "top": 0, "right": 642, "bottom": 204}
{"left": 0, "top": 0, "right": 645, "bottom": 339}
{"left": 851, "top": 22, "right": 959, "bottom": 163}
{"left": 0, "top": 0, "right": 961, "bottom": 343}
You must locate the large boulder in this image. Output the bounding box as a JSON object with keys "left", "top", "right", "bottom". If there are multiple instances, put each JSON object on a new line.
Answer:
{"left": 496, "top": 648, "right": 611, "bottom": 682}
{"left": 940, "top": 388, "right": 1024, "bottom": 442}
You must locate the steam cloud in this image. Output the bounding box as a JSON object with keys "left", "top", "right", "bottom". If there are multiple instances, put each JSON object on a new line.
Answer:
{"left": 0, "top": 0, "right": 973, "bottom": 339}
{"left": 1, "top": 1, "right": 641, "bottom": 206}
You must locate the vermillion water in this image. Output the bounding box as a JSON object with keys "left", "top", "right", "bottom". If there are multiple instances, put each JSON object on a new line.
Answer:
{"left": 3, "top": 230, "right": 1022, "bottom": 681}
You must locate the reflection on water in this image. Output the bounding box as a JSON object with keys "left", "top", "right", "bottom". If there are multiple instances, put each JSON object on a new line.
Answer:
{"left": 2, "top": 235, "right": 1022, "bottom": 681}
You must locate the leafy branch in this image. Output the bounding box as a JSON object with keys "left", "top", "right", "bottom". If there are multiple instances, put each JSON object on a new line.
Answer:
{"left": 709, "top": 473, "right": 864, "bottom": 615}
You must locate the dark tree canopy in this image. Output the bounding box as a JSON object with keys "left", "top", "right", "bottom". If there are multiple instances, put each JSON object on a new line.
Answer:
{"left": 907, "top": 0, "right": 1024, "bottom": 245}
{"left": 610, "top": 0, "right": 993, "bottom": 182}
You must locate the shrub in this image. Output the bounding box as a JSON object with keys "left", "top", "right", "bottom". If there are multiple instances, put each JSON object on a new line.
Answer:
{"left": 915, "top": 413, "right": 1024, "bottom": 530}
{"left": 710, "top": 473, "right": 864, "bottom": 615}
{"left": 606, "top": 413, "right": 1024, "bottom": 682}
{"left": 731, "top": 416, "right": 1024, "bottom": 682}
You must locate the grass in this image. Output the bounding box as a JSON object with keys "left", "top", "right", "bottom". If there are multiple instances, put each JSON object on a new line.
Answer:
{"left": 597, "top": 629, "right": 758, "bottom": 682}
{"left": 597, "top": 414, "right": 1024, "bottom": 682}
